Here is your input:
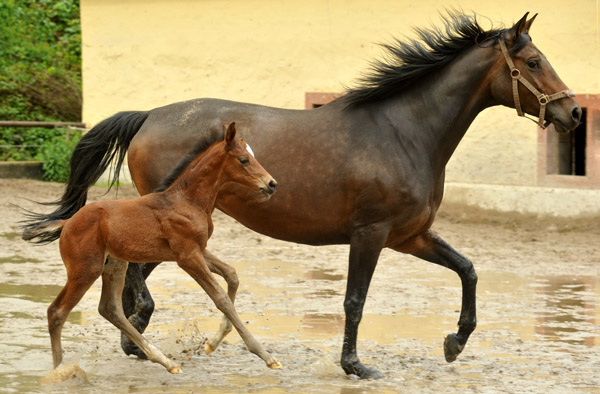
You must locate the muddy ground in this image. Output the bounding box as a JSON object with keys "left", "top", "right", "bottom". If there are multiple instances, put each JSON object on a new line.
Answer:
{"left": 0, "top": 178, "right": 599, "bottom": 394}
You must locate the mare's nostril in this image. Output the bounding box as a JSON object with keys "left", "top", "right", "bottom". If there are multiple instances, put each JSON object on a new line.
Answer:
{"left": 268, "top": 180, "right": 277, "bottom": 193}
{"left": 572, "top": 106, "right": 582, "bottom": 123}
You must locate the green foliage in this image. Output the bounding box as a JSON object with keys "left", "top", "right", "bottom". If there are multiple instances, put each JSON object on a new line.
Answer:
{"left": 0, "top": 0, "right": 81, "bottom": 122}
{"left": 0, "top": 127, "right": 63, "bottom": 161}
{"left": 0, "top": 0, "right": 82, "bottom": 181}
{"left": 39, "top": 129, "right": 82, "bottom": 182}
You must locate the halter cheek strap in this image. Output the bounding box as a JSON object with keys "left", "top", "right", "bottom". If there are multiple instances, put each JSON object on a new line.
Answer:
{"left": 498, "top": 39, "right": 574, "bottom": 129}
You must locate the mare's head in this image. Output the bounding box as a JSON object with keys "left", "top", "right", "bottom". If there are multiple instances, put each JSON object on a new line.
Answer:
{"left": 222, "top": 122, "right": 277, "bottom": 201}
{"left": 489, "top": 13, "right": 581, "bottom": 132}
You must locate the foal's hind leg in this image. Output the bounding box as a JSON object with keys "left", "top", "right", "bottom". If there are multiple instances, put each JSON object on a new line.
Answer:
{"left": 177, "top": 251, "right": 281, "bottom": 369}
{"left": 398, "top": 229, "right": 478, "bottom": 362}
{"left": 203, "top": 249, "right": 239, "bottom": 354}
{"left": 48, "top": 258, "right": 104, "bottom": 368}
{"left": 100, "top": 258, "right": 182, "bottom": 373}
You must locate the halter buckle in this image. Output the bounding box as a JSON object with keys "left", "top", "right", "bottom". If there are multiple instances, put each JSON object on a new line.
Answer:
{"left": 538, "top": 95, "right": 549, "bottom": 105}
{"left": 510, "top": 69, "right": 520, "bottom": 79}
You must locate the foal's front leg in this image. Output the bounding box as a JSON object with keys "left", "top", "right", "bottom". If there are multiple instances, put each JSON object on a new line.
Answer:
{"left": 99, "top": 258, "right": 182, "bottom": 373}
{"left": 177, "top": 251, "right": 282, "bottom": 369}
{"left": 203, "top": 249, "right": 239, "bottom": 354}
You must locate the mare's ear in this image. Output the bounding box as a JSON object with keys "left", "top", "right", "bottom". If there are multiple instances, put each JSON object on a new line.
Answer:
{"left": 506, "top": 12, "right": 533, "bottom": 45}
{"left": 523, "top": 13, "right": 537, "bottom": 34}
{"left": 224, "top": 122, "right": 236, "bottom": 150}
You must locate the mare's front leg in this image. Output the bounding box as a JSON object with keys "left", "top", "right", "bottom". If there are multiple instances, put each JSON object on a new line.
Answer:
{"left": 120, "top": 262, "right": 160, "bottom": 359}
{"left": 341, "top": 224, "right": 389, "bottom": 379}
{"left": 101, "top": 258, "right": 182, "bottom": 373}
{"left": 396, "top": 229, "right": 478, "bottom": 362}
{"left": 176, "top": 250, "right": 281, "bottom": 370}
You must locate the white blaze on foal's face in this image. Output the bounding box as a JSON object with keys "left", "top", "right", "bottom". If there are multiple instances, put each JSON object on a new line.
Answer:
{"left": 246, "top": 143, "right": 255, "bottom": 158}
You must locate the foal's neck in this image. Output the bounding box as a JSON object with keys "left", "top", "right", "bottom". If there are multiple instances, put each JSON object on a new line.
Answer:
{"left": 165, "top": 145, "right": 227, "bottom": 213}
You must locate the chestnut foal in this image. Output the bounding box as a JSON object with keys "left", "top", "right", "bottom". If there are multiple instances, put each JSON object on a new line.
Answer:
{"left": 26, "top": 123, "right": 280, "bottom": 373}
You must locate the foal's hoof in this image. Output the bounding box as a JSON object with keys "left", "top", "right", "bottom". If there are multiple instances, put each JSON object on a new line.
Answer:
{"left": 205, "top": 342, "right": 215, "bottom": 355}
{"left": 168, "top": 365, "right": 183, "bottom": 374}
{"left": 268, "top": 359, "right": 283, "bottom": 369}
{"left": 444, "top": 333, "right": 464, "bottom": 363}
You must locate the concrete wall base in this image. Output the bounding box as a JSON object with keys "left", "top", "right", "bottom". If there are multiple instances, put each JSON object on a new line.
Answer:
{"left": 444, "top": 182, "right": 600, "bottom": 218}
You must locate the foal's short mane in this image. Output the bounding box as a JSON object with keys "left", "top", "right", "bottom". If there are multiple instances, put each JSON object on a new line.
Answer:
{"left": 342, "top": 11, "right": 505, "bottom": 106}
{"left": 155, "top": 131, "right": 224, "bottom": 192}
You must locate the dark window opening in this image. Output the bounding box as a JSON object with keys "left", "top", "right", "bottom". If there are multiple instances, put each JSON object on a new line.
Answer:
{"left": 538, "top": 94, "right": 600, "bottom": 188}
{"left": 546, "top": 108, "right": 587, "bottom": 177}
{"left": 556, "top": 108, "right": 586, "bottom": 176}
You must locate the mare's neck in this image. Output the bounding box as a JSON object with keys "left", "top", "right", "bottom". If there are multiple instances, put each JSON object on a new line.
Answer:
{"left": 383, "top": 44, "right": 500, "bottom": 176}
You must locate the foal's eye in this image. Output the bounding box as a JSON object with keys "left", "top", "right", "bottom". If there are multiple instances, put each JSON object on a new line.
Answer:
{"left": 527, "top": 60, "right": 540, "bottom": 70}
{"left": 239, "top": 158, "right": 249, "bottom": 165}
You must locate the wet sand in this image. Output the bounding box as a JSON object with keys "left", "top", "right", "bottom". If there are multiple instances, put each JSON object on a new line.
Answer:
{"left": 1, "top": 178, "right": 599, "bottom": 393}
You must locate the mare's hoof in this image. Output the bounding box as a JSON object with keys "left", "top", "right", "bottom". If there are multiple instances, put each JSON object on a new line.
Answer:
{"left": 168, "top": 365, "right": 183, "bottom": 374}
{"left": 122, "top": 335, "right": 148, "bottom": 360}
{"left": 268, "top": 359, "right": 283, "bottom": 369}
{"left": 342, "top": 361, "right": 383, "bottom": 380}
{"left": 444, "top": 333, "right": 464, "bottom": 363}
{"left": 205, "top": 342, "right": 215, "bottom": 355}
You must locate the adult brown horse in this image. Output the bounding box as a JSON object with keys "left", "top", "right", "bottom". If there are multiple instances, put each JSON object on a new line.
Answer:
{"left": 23, "top": 123, "right": 281, "bottom": 373}
{"left": 24, "top": 12, "right": 581, "bottom": 379}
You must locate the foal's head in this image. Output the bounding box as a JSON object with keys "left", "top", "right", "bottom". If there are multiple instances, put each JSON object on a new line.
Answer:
{"left": 222, "top": 122, "right": 277, "bottom": 201}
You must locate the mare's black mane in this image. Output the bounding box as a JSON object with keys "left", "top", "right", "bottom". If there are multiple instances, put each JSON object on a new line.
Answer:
{"left": 343, "top": 11, "right": 506, "bottom": 106}
{"left": 155, "top": 131, "right": 224, "bottom": 192}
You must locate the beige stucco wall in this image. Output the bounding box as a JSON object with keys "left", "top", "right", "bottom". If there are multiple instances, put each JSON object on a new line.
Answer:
{"left": 80, "top": 0, "right": 599, "bottom": 191}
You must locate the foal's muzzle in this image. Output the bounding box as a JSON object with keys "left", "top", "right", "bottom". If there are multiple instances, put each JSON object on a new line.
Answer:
{"left": 260, "top": 179, "right": 277, "bottom": 197}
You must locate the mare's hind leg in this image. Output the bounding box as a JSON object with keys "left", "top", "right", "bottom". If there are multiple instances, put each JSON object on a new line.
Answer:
{"left": 100, "top": 258, "right": 181, "bottom": 373}
{"left": 48, "top": 257, "right": 105, "bottom": 368}
{"left": 397, "top": 229, "right": 478, "bottom": 362}
{"left": 203, "top": 249, "right": 239, "bottom": 354}
{"left": 121, "top": 262, "right": 159, "bottom": 359}
{"left": 177, "top": 251, "right": 281, "bottom": 369}
{"left": 120, "top": 250, "right": 236, "bottom": 358}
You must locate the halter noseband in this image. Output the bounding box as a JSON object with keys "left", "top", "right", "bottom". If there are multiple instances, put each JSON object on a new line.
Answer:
{"left": 498, "top": 38, "right": 574, "bottom": 129}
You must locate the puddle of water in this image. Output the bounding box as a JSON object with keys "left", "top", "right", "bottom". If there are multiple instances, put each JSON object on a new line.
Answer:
{"left": 146, "top": 261, "right": 600, "bottom": 349}
{"left": 306, "top": 269, "right": 345, "bottom": 281}
{"left": 2, "top": 255, "right": 599, "bottom": 393}
{"left": 0, "top": 232, "right": 22, "bottom": 240}
{"left": 0, "top": 283, "right": 64, "bottom": 304}
{"left": 0, "top": 255, "right": 42, "bottom": 264}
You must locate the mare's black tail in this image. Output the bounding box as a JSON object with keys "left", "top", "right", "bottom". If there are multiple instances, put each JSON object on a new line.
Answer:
{"left": 21, "top": 111, "right": 149, "bottom": 244}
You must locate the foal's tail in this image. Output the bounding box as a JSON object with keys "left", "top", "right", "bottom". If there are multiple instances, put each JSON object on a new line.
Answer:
{"left": 21, "top": 111, "right": 149, "bottom": 244}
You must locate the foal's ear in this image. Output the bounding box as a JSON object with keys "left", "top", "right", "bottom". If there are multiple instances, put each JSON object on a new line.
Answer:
{"left": 506, "top": 12, "right": 534, "bottom": 45}
{"left": 224, "top": 122, "right": 237, "bottom": 149}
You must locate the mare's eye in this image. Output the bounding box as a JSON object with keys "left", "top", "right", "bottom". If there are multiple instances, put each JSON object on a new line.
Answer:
{"left": 527, "top": 60, "right": 540, "bottom": 70}
{"left": 239, "top": 158, "right": 249, "bottom": 165}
